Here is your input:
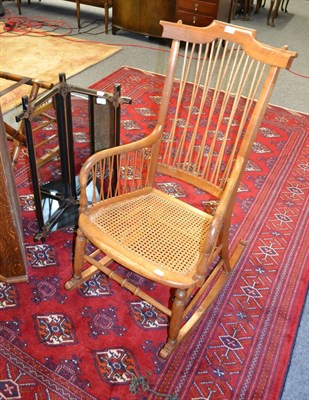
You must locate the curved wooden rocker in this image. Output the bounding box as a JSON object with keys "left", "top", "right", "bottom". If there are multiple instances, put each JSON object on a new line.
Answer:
{"left": 65, "top": 20, "right": 297, "bottom": 358}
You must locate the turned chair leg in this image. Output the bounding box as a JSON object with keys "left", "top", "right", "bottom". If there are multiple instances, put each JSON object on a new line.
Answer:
{"left": 65, "top": 228, "right": 87, "bottom": 290}
{"left": 73, "top": 229, "right": 87, "bottom": 278}
{"left": 159, "top": 288, "right": 187, "bottom": 359}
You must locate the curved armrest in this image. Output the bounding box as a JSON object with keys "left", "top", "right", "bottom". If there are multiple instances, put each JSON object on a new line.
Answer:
{"left": 197, "top": 157, "right": 245, "bottom": 276}
{"left": 80, "top": 124, "right": 163, "bottom": 185}
{"left": 78, "top": 124, "right": 164, "bottom": 211}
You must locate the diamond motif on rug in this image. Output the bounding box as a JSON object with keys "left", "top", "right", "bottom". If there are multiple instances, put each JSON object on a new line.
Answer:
{"left": 0, "top": 284, "right": 19, "bottom": 309}
{"left": 245, "top": 160, "right": 261, "bottom": 171}
{"left": 93, "top": 348, "right": 140, "bottom": 384}
{"left": 209, "top": 364, "right": 231, "bottom": 381}
{"left": 82, "top": 306, "right": 126, "bottom": 337}
{"left": 122, "top": 120, "right": 141, "bottom": 130}
{"left": 19, "top": 194, "right": 36, "bottom": 211}
{"left": 0, "top": 379, "right": 21, "bottom": 399}
{"left": 78, "top": 273, "right": 113, "bottom": 297}
{"left": 135, "top": 107, "right": 156, "bottom": 116}
{"left": 29, "top": 276, "right": 67, "bottom": 304}
{"left": 25, "top": 244, "right": 59, "bottom": 268}
{"left": 241, "top": 285, "right": 263, "bottom": 299}
{"left": 252, "top": 142, "right": 271, "bottom": 153}
{"left": 33, "top": 313, "right": 76, "bottom": 346}
{"left": 219, "top": 335, "right": 244, "bottom": 351}
{"left": 129, "top": 301, "right": 168, "bottom": 329}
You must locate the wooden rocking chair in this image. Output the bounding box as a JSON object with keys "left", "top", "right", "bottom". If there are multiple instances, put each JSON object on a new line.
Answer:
{"left": 65, "top": 20, "right": 297, "bottom": 358}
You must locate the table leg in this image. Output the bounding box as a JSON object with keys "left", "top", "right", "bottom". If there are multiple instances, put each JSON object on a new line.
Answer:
{"left": 0, "top": 0, "right": 4, "bottom": 16}
{"left": 76, "top": 0, "right": 81, "bottom": 28}
{"left": 104, "top": 1, "right": 109, "bottom": 33}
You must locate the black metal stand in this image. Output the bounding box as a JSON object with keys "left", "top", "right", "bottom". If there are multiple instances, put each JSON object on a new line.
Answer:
{"left": 17, "top": 74, "right": 131, "bottom": 241}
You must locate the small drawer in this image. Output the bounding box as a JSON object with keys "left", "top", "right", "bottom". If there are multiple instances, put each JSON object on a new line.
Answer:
{"left": 176, "top": 10, "right": 215, "bottom": 26}
{"left": 177, "top": 0, "right": 218, "bottom": 15}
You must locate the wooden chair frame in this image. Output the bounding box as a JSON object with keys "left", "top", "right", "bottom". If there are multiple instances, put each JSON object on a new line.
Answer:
{"left": 65, "top": 20, "right": 297, "bottom": 358}
{"left": 1, "top": 72, "right": 55, "bottom": 168}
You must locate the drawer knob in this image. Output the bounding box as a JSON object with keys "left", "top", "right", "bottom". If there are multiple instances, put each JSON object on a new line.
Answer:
{"left": 193, "top": 16, "right": 197, "bottom": 24}
{"left": 194, "top": 3, "right": 199, "bottom": 11}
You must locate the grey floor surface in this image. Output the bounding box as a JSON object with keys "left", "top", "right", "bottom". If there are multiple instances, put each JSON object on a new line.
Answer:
{"left": 1, "top": 0, "right": 308, "bottom": 398}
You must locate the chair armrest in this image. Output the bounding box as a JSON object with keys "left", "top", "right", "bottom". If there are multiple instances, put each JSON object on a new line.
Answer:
{"left": 79, "top": 124, "right": 163, "bottom": 211}
{"left": 198, "top": 157, "right": 245, "bottom": 276}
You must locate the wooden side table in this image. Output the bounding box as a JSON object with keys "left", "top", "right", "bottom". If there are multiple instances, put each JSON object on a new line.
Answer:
{"left": 16, "top": 0, "right": 41, "bottom": 15}
{"left": 15, "top": 1, "right": 112, "bottom": 33}
{"left": 74, "top": 0, "right": 113, "bottom": 33}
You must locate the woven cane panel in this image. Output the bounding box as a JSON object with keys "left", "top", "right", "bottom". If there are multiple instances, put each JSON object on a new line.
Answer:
{"left": 89, "top": 192, "right": 212, "bottom": 275}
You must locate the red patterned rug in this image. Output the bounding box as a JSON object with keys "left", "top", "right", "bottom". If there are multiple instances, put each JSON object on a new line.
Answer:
{"left": 0, "top": 67, "right": 308, "bottom": 400}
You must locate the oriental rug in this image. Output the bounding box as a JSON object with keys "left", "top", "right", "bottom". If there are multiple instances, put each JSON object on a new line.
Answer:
{"left": 0, "top": 66, "right": 308, "bottom": 400}
{"left": 0, "top": 24, "right": 121, "bottom": 113}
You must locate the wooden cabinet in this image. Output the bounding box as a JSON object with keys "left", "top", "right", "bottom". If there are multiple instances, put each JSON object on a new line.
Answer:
{"left": 176, "top": 0, "right": 232, "bottom": 26}
{"left": 112, "top": 0, "right": 176, "bottom": 37}
{"left": 112, "top": 0, "right": 232, "bottom": 38}
{"left": 0, "top": 110, "right": 27, "bottom": 283}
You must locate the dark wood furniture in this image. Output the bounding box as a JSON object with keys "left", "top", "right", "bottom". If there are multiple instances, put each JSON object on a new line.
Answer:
{"left": 175, "top": 0, "right": 233, "bottom": 26}
{"left": 0, "top": 0, "right": 4, "bottom": 16}
{"left": 0, "top": 109, "right": 27, "bottom": 283}
{"left": 255, "top": 0, "right": 287, "bottom": 27}
{"left": 112, "top": 0, "right": 176, "bottom": 37}
{"left": 71, "top": 0, "right": 112, "bottom": 33}
{"left": 112, "top": 0, "right": 232, "bottom": 37}
{"left": 16, "top": 0, "right": 41, "bottom": 15}
{"left": 15, "top": 0, "right": 112, "bottom": 33}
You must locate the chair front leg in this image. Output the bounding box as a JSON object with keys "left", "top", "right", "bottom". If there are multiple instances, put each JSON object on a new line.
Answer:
{"left": 65, "top": 228, "right": 87, "bottom": 290}
{"left": 159, "top": 288, "right": 187, "bottom": 359}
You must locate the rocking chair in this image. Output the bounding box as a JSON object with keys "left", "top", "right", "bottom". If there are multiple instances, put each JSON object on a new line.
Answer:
{"left": 65, "top": 20, "right": 297, "bottom": 358}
